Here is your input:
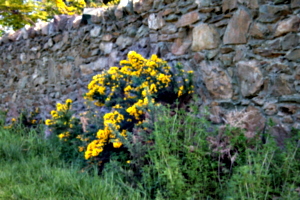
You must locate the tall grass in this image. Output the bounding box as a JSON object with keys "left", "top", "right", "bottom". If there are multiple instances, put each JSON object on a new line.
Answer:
{"left": 0, "top": 122, "right": 142, "bottom": 200}
{"left": 1, "top": 103, "right": 300, "bottom": 199}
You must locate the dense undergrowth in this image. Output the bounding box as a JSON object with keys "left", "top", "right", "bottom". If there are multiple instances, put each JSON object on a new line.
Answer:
{"left": 1, "top": 52, "right": 300, "bottom": 199}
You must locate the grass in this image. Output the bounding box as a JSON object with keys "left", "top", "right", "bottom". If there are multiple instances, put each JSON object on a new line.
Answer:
{"left": 0, "top": 103, "right": 300, "bottom": 199}
{"left": 0, "top": 124, "right": 143, "bottom": 200}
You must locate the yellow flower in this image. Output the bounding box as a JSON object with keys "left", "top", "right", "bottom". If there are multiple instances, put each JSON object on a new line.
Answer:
{"left": 66, "top": 99, "right": 72, "bottom": 104}
{"left": 113, "top": 104, "right": 122, "bottom": 109}
{"left": 150, "top": 84, "right": 157, "bottom": 93}
{"left": 45, "top": 119, "right": 53, "bottom": 126}
{"left": 11, "top": 118, "right": 16, "bottom": 122}
{"left": 78, "top": 146, "right": 85, "bottom": 152}
{"left": 113, "top": 141, "right": 122, "bottom": 148}
{"left": 178, "top": 86, "right": 184, "bottom": 97}
{"left": 127, "top": 160, "right": 131, "bottom": 164}
{"left": 94, "top": 102, "right": 104, "bottom": 107}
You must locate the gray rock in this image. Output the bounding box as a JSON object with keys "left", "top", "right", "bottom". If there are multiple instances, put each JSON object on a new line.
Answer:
{"left": 236, "top": 60, "right": 264, "bottom": 97}
{"left": 79, "top": 63, "right": 94, "bottom": 75}
{"left": 93, "top": 57, "right": 109, "bottom": 71}
{"left": 161, "top": 24, "right": 177, "bottom": 34}
{"left": 286, "top": 48, "right": 300, "bottom": 62}
{"left": 263, "top": 102, "right": 278, "bottom": 116}
{"left": 278, "top": 94, "right": 300, "bottom": 103}
{"left": 115, "top": 0, "right": 133, "bottom": 18}
{"left": 148, "top": 13, "right": 165, "bottom": 30}
{"left": 291, "top": 0, "right": 300, "bottom": 8}
{"left": 136, "top": 25, "right": 149, "bottom": 38}
{"left": 258, "top": 5, "right": 290, "bottom": 23}
{"left": 165, "top": 14, "right": 179, "bottom": 22}
{"left": 192, "top": 23, "right": 220, "bottom": 51}
{"left": 99, "top": 42, "right": 113, "bottom": 55}
{"left": 133, "top": 0, "right": 154, "bottom": 13}
{"left": 243, "top": 0, "right": 258, "bottom": 9}
{"left": 282, "top": 33, "right": 299, "bottom": 51}
{"left": 195, "top": 0, "right": 211, "bottom": 7}
{"left": 54, "top": 15, "right": 70, "bottom": 32}
{"left": 116, "top": 36, "right": 133, "bottom": 50}
{"left": 90, "top": 26, "right": 101, "bottom": 37}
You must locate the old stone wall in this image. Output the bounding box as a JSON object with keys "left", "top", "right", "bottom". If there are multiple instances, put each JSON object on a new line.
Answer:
{"left": 0, "top": 0, "right": 300, "bottom": 135}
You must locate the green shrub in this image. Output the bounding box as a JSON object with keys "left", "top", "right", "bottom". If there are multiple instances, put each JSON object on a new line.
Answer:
{"left": 45, "top": 51, "right": 194, "bottom": 171}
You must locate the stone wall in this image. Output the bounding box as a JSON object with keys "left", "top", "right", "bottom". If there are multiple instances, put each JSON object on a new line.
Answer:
{"left": 0, "top": 0, "right": 300, "bottom": 135}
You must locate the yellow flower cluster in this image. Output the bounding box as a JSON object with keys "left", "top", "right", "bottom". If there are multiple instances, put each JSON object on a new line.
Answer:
{"left": 84, "top": 51, "right": 172, "bottom": 106}
{"left": 58, "top": 131, "right": 70, "bottom": 139}
{"left": 55, "top": 0, "right": 86, "bottom": 15}
{"left": 126, "top": 97, "right": 153, "bottom": 120}
{"left": 85, "top": 111, "right": 127, "bottom": 160}
{"left": 45, "top": 99, "right": 72, "bottom": 126}
{"left": 83, "top": 51, "right": 194, "bottom": 160}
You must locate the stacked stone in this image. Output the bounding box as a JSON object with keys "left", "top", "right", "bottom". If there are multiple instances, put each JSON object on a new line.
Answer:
{"left": 0, "top": 0, "right": 299, "bottom": 142}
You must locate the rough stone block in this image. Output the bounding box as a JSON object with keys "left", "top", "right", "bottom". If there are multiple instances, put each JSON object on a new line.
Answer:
{"left": 223, "top": 7, "right": 252, "bottom": 44}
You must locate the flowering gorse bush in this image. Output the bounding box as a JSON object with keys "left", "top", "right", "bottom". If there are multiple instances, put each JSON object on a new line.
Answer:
{"left": 83, "top": 51, "right": 194, "bottom": 161}
{"left": 45, "top": 99, "right": 85, "bottom": 154}
{"left": 3, "top": 107, "right": 41, "bottom": 129}
{"left": 45, "top": 51, "right": 194, "bottom": 169}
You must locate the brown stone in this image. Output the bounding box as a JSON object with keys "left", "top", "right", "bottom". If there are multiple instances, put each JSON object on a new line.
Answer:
{"left": 171, "top": 37, "right": 192, "bottom": 55}
{"left": 224, "top": 106, "right": 265, "bottom": 137}
{"left": 222, "top": 0, "right": 237, "bottom": 13}
{"left": 253, "top": 48, "right": 285, "bottom": 58}
{"left": 237, "top": 60, "right": 264, "bottom": 97}
{"left": 249, "top": 22, "right": 270, "bottom": 39}
{"left": 79, "top": 63, "right": 94, "bottom": 75}
{"left": 192, "top": 23, "right": 220, "bottom": 51}
{"left": 53, "top": 34, "right": 63, "bottom": 43}
{"left": 209, "top": 103, "right": 224, "bottom": 124}
{"left": 282, "top": 116, "right": 294, "bottom": 124}
{"left": 176, "top": 11, "right": 200, "bottom": 27}
{"left": 270, "top": 124, "right": 290, "bottom": 148}
{"left": 275, "top": 16, "right": 300, "bottom": 37}
{"left": 271, "top": 74, "right": 294, "bottom": 96}
{"left": 200, "top": 61, "right": 233, "bottom": 99}
{"left": 223, "top": 7, "right": 252, "bottom": 44}
{"left": 295, "top": 67, "right": 300, "bottom": 80}
{"left": 193, "top": 52, "right": 205, "bottom": 63}
{"left": 244, "top": 106, "right": 266, "bottom": 134}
